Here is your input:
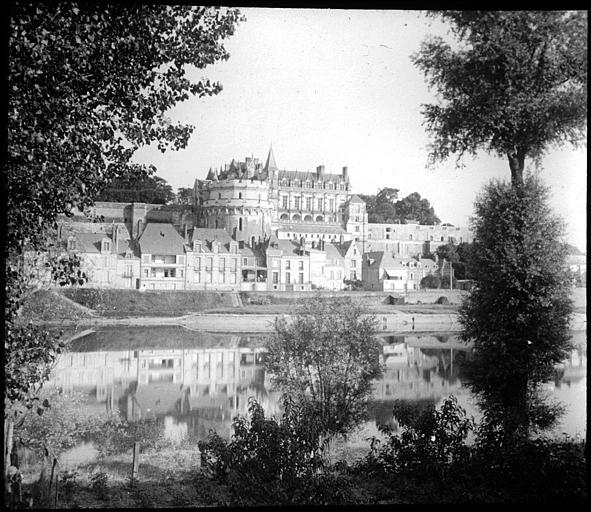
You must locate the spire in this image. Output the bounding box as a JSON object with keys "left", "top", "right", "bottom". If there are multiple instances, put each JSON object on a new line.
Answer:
{"left": 206, "top": 167, "right": 214, "bottom": 180}
{"left": 264, "top": 145, "right": 278, "bottom": 172}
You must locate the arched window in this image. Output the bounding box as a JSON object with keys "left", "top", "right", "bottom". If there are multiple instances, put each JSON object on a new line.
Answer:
{"left": 239, "top": 192, "right": 243, "bottom": 199}
{"left": 239, "top": 218, "right": 243, "bottom": 231}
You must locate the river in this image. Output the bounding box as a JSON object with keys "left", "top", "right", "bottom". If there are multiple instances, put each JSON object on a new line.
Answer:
{"left": 42, "top": 325, "right": 586, "bottom": 466}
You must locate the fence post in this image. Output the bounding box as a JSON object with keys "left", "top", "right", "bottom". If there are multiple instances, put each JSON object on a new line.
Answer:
{"left": 131, "top": 442, "right": 140, "bottom": 485}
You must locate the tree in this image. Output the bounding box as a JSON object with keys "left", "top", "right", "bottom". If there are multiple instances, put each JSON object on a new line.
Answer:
{"left": 394, "top": 192, "right": 441, "bottom": 224}
{"left": 420, "top": 274, "right": 441, "bottom": 289}
{"left": 265, "top": 297, "right": 383, "bottom": 437}
{"left": 458, "top": 177, "right": 573, "bottom": 440}
{"left": 412, "top": 11, "right": 587, "bottom": 188}
{"left": 5, "top": 3, "right": 243, "bottom": 418}
{"left": 359, "top": 188, "right": 399, "bottom": 223}
{"left": 175, "top": 187, "right": 195, "bottom": 206}
{"left": 7, "top": 3, "right": 242, "bottom": 252}
{"left": 96, "top": 170, "right": 175, "bottom": 204}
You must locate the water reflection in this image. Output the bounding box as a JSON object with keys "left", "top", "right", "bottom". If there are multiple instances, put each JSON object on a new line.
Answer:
{"left": 46, "top": 327, "right": 586, "bottom": 444}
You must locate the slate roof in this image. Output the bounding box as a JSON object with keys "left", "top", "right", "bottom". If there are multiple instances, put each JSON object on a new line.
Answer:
{"left": 349, "top": 195, "right": 365, "bottom": 204}
{"left": 277, "top": 224, "right": 347, "bottom": 235}
{"left": 264, "top": 146, "right": 278, "bottom": 172}
{"left": 191, "top": 228, "right": 233, "bottom": 244}
{"left": 74, "top": 233, "right": 110, "bottom": 254}
{"left": 277, "top": 170, "right": 345, "bottom": 182}
{"left": 323, "top": 243, "right": 344, "bottom": 262}
{"left": 138, "top": 223, "right": 186, "bottom": 255}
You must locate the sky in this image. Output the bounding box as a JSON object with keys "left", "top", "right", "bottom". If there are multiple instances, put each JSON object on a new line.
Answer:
{"left": 133, "top": 8, "right": 587, "bottom": 251}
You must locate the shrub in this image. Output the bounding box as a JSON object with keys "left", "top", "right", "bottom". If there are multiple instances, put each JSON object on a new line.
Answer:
{"left": 435, "top": 296, "right": 450, "bottom": 305}
{"left": 198, "top": 396, "right": 325, "bottom": 484}
{"left": 420, "top": 274, "right": 441, "bottom": 289}
{"left": 361, "top": 395, "right": 474, "bottom": 478}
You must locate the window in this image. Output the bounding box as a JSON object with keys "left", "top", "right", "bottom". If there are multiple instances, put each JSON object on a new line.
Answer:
{"left": 144, "top": 268, "right": 149, "bottom": 277}
{"left": 330, "top": 270, "right": 334, "bottom": 280}
{"left": 231, "top": 258, "right": 237, "bottom": 271}
{"left": 272, "top": 272, "right": 279, "bottom": 284}
{"left": 179, "top": 269, "right": 184, "bottom": 278}
{"left": 355, "top": 225, "right": 360, "bottom": 232}
{"left": 286, "top": 260, "right": 291, "bottom": 270}
{"left": 282, "top": 196, "right": 288, "bottom": 209}
{"left": 239, "top": 218, "right": 243, "bottom": 231}
{"left": 286, "top": 272, "right": 291, "bottom": 284}
{"left": 243, "top": 258, "right": 248, "bottom": 265}
{"left": 218, "top": 193, "right": 222, "bottom": 199}
{"left": 220, "top": 258, "right": 225, "bottom": 272}
{"left": 294, "top": 196, "right": 300, "bottom": 209}
{"left": 306, "top": 197, "right": 312, "bottom": 210}
{"left": 195, "top": 257, "right": 201, "bottom": 270}
{"left": 329, "top": 199, "right": 334, "bottom": 211}
{"left": 207, "top": 257, "right": 213, "bottom": 270}
{"left": 299, "top": 272, "right": 304, "bottom": 284}
{"left": 318, "top": 198, "right": 323, "bottom": 210}
{"left": 238, "top": 192, "right": 242, "bottom": 199}
{"left": 351, "top": 259, "right": 356, "bottom": 267}
{"left": 298, "top": 260, "right": 304, "bottom": 270}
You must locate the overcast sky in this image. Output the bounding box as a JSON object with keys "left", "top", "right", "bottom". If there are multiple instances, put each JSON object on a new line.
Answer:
{"left": 133, "top": 8, "right": 587, "bottom": 251}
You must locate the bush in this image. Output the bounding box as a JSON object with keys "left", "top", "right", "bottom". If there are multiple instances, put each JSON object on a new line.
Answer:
{"left": 420, "top": 274, "right": 441, "bottom": 289}
{"left": 435, "top": 296, "right": 450, "bottom": 305}
{"left": 360, "top": 396, "right": 474, "bottom": 478}
{"left": 93, "top": 417, "right": 171, "bottom": 457}
{"left": 198, "top": 396, "right": 366, "bottom": 506}
{"left": 199, "top": 396, "right": 324, "bottom": 484}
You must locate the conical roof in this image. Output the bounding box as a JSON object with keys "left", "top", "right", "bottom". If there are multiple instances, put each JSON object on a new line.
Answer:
{"left": 264, "top": 145, "right": 278, "bottom": 172}
{"left": 206, "top": 167, "right": 215, "bottom": 180}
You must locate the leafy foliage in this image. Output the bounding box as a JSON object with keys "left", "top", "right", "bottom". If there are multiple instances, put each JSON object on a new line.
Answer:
{"left": 198, "top": 396, "right": 367, "bottom": 506}
{"left": 5, "top": 3, "right": 242, "bottom": 414}
{"left": 394, "top": 192, "right": 441, "bottom": 224}
{"left": 362, "top": 396, "right": 474, "bottom": 477}
{"left": 265, "top": 297, "right": 383, "bottom": 437}
{"left": 8, "top": 3, "right": 242, "bottom": 252}
{"left": 175, "top": 187, "right": 195, "bottom": 206}
{"left": 458, "top": 176, "right": 573, "bottom": 439}
{"left": 95, "top": 172, "right": 175, "bottom": 204}
{"left": 11, "top": 389, "right": 111, "bottom": 456}
{"left": 420, "top": 273, "right": 441, "bottom": 289}
{"left": 358, "top": 188, "right": 440, "bottom": 224}
{"left": 412, "top": 11, "right": 587, "bottom": 186}
{"left": 198, "top": 396, "right": 325, "bottom": 483}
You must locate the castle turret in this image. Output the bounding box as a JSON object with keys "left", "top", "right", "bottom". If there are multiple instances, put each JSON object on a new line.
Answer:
{"left": 264, "top": 145, "right": 278, "bottom": 173}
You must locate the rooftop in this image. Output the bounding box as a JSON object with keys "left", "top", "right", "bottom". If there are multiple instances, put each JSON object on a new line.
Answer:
{"left": 138, "top": 223, "right": 186, "bottom": 255}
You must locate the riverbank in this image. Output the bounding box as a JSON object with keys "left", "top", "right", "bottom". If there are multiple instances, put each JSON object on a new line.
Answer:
{"left": 22, "top": 287, "right": 586, "bottom": 333}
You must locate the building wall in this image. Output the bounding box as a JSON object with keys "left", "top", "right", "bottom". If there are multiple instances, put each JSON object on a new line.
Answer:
{"left": 186, "top": 245, "right": 241, "bottom": 291}
{"left": 140, "top": 252, "right": 187, "bottom": 290}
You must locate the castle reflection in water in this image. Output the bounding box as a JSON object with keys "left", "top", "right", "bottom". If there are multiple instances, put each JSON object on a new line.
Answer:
{"left": 45, "top": 327, "right": 586, "bottom": 442}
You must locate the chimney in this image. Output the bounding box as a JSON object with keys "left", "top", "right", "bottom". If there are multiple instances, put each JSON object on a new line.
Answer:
{"left": 342, "top": 166, "right": 348, "bottom": 180}
{"left": 113, "top": 224, "right": 119, "bottom": 254}
{"left": 316, "top": 165, "right": 325, "bottom": 179}
{"left": 184, "top": 224, "right": 188, "bottom": 241}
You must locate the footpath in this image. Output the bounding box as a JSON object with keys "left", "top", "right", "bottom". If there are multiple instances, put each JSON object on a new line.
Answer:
{"left": 33, "top": 310, "right": 587, "bottom": 333}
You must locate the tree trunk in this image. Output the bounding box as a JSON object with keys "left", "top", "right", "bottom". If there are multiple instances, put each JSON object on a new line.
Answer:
{"left": 507, "top": 151, "right": 525, "bottom": 189}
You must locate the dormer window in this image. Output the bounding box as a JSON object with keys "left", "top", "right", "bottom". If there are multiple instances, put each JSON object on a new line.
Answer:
{"left": 101, "top": 239, "right": 111, "bottom": 253}
{"left": 67, "top": 237, "right": 77, "bottom": 251}
{"left": 193, "top": 240, "right": 202, "bottom": 252}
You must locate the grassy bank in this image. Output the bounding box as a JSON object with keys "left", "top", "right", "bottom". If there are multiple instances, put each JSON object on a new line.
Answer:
{"left": 20, "top": 439, "right": 586, "bottom": 508}
{"left": 58, "top": 288, "right": 238, "bottom": 317}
